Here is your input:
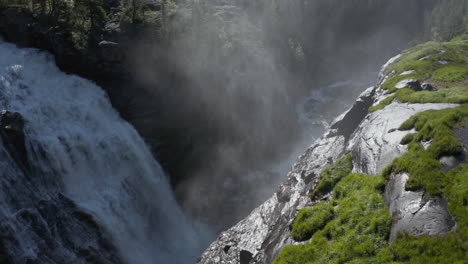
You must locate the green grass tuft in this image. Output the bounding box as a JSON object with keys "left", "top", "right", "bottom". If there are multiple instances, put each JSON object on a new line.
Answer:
{"left": 274, "top": 174, "right": 391, "bottom": 264}
{"left": 369, "top": 95, "right": 395, "bottom": 112}
{"left": 309, "top": 153, "right": 353, "bottom": 199}
{"left": 380, "top": 36, "right": 467, "bottom": 93}
{"left": 389, "top": 233, "right": 465, "bottom": 264}
{"left": 444, "top": 164, "right": 468, "bottom": 250}
{"left": 400, "top": 133, "right": 416, "bottom": 145}
{"left": 433, "top": 66, "right": 468, "bottom": 82}
{"left": 381, "top": 105, "right": 468, "bottom": 196}
{"left": 291, "top": 203, "right": 334, "bottom": 241}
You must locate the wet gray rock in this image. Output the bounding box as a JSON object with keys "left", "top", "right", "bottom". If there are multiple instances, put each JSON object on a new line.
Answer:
{"left": 330, "top": 86, "right": 376, "bottom": 139}
{"left": 440, "top": 155, "right": 466, "bottom": 173}
{"left": 385, "top": 173, "right": 455, "bottom": 241}
{"left": 348, "top": 102, "right": 459, "bottom": 175}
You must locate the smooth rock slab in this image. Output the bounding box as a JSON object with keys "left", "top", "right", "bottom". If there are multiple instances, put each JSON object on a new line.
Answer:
{"left": 385, "top": 173, "right": 455, "bottom": 241}
{"left": 348, "top": 102, "right": 459, "bottom": 175}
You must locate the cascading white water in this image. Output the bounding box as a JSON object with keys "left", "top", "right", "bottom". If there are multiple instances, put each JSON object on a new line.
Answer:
{"left": 0, "top": 39, "right": 202, "bottom": 263}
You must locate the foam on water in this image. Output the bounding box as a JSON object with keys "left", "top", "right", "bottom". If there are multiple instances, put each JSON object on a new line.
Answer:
{"left": 0, "top": 39, "right": 202, "bottom": 263}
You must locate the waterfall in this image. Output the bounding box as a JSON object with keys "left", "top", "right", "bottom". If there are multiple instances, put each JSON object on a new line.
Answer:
{"left": 0, "top": 39, "right": 201, "bottom": 263}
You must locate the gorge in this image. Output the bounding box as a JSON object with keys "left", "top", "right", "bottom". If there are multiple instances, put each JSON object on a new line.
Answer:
{"left": 0, "top": 0, "right": 467, "bottom": 263}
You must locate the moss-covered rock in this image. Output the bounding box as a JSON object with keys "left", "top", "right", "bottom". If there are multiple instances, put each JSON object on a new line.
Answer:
{"left": 382, "top": 105, "right": 468, "bottom": 196}
{"left": 309, "top": 153, "right": 353, "bottom": 199}
{"left": 380, "top": 35, "right": 467, "bottom": 93}
{"left": 370, "top": 87, "right": 468, "bottom": 112}
{"left": 274, "top": 173, "right": 390, "bottom": 264}
{"left": 291, "top": 203, "right": 334, "bottom": 242}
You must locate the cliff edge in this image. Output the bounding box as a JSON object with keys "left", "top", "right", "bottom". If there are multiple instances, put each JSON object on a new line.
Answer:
{"left": 198, "top": 35, "right": 468, "bottom": 264}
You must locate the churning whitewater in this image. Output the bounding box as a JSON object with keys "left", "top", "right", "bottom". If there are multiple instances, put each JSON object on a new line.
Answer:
{"left": 0, "top": 39, "right": 201, "bottom": 263}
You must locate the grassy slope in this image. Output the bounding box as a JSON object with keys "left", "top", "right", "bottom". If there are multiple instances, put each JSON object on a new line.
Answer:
{"left": 274, "top": 35, "right": 468, "bottom": 264}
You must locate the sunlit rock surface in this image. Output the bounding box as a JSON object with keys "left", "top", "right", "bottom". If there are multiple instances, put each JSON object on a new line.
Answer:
{"left": 198, "top": 55, "right": 461, "bottom": 264}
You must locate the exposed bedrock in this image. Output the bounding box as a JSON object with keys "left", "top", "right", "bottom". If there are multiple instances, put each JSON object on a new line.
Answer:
{"left": 384, "top": 173, "right": 455, "bottom": 242}
{"left": 198, "top": 69, "right": 461, "bottom": 264}
{"left": 0, "top": 109, "right": 123, "bottom": 263}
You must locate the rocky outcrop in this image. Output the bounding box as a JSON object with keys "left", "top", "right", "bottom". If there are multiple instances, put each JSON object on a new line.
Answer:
{"left": 198, "top": 55, "right": 461, "bottom": 263}
{"left": 0, "top": 111, "right": 123, "bottom": 264}
{"left": 384, "top": 173, "right": 455, "bottom": 242}
{"left": 0, "top": 110, "right": 28, "bottom": 169}
{"left": 348, "top": 102, "right": 459, "bottom": 175}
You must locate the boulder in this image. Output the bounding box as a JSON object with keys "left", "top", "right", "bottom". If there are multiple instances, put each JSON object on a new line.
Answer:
{"left": 421, "top": 82, "right": 437, "bottom": 91}
{"left": 385, "top": 173, "right": 455, "bottom": 241}
{"left": 395, "top": 79, "right": 422, "bottom": 91}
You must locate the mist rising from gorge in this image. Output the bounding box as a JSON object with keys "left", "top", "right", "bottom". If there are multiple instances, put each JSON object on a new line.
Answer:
{"left": 125, "top": 0, "right": 439, "bottom": 237}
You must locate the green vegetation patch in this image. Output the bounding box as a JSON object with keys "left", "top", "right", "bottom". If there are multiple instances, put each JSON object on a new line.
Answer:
{"left": 369, "top": 87, "right": 468, "bottom": 112}
{"left": 396, "top": 87, "right": 468, "bottom": 104}
{"left": 388, "top": 233, "right": 465, "bottom": 264}
{"left": 400, "top": 133, "right": 416, "bottom": 145}
{"left": 380, "top": 35, "right": 467, "bottom": 93}
{"left": 276, "top": 35, "right": 468, "bottom": 264}
{"left": 291, "top": 203, "right": 334, "bottom": 241}
{"left": 369, "top": 95, "right": 395, "bottom": 112}
{"left": 275, "top": 173, "right": 391, "bottom": 264}
{"left": 309, "top": 153, "right": 353, "bottom": 199}
{"left": 382, "top": 105, "right": 468, "bottom": 196}
{"left": 433, "top": 66, "right": 468, "bottom": 82}
{"left": 444, "top": 164, "right": 468, "bottom": 250}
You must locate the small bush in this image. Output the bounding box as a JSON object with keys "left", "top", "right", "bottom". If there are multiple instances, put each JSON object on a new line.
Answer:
{"left": 291, "top": 203, "right": 334, "bottom": 241}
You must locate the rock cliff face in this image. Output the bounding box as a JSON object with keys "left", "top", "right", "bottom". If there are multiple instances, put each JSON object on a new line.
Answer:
{"left": 198, "top": 54, "right": 461, "bottom": 264}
